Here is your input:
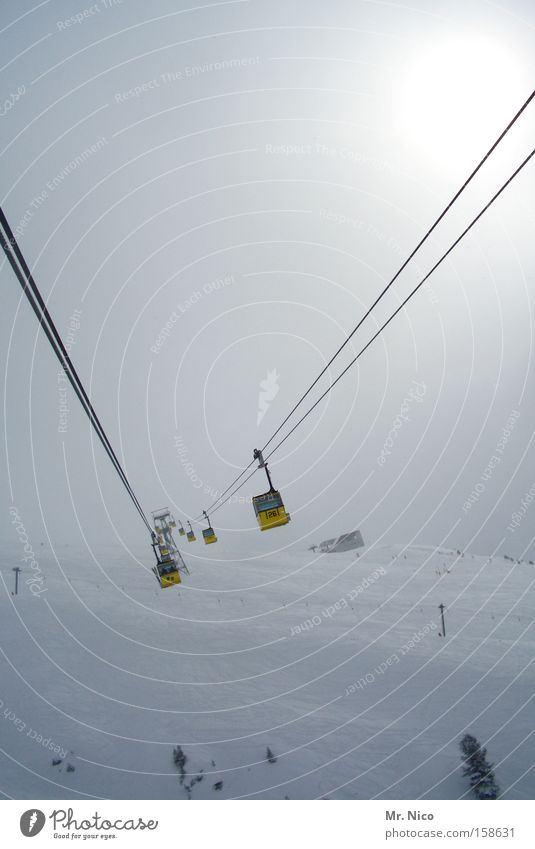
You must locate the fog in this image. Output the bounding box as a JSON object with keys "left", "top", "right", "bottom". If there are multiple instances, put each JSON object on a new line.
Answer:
{"left": 2, "top": 0, "right": 535, "bottom": 563}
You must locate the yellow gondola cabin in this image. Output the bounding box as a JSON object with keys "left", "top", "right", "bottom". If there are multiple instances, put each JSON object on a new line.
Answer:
{"left": 252, "top": 489, "right": 290, "bottom": 530}
{"left": 150, "top": 521, "right": 187, "bottom": 589}
{"left": 153, "top": 557, "right": 181, "bottom": 588}
{"left": 202, "top": 511, "right": 218, "bottom": 544}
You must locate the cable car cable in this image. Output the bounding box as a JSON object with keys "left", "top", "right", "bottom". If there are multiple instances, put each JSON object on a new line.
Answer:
{"left": 1, "top": 221, "right": 152, "bottom": 535}
{"left": 204, "top": 465, "right": 259, "bottom": 520}
{"left": 189, "top": 89, "right": 535, "bottom": 521}
{"left": 1, "top": 211, "right": 153, "bottom": 536}
{"left": 262, "top": 145, "right": 535, "bottom": 464}
{"left": 187, "top": 145, "right": 535, "bottom": 523}
{"left": 259, "top": 88, "right": 535, "bottom": 457}
{"left": 191, "top": 457, "right": 257, "bottom": 522}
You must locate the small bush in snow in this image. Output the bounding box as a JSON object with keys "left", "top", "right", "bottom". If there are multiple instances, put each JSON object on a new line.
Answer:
{"left": 184, "top": 770, "right": 204, "bottom": 799}
{"left": 460, "top": 734, "right": 500, "bottom": 799}
{"left": 172, "top": 745, "right": 187, "bottom": 785}
{"left": 266, "top": 747, "right": 277, "bottom": 764}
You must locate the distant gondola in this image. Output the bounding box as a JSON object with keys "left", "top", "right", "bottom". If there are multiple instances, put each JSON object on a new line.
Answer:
{"left": 186, "top": 521, "right": 196, "bottom": 542}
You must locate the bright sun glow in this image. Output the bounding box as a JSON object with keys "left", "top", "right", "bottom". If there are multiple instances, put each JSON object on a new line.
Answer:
{"left": 399, "top": 38, "right": 525, "bottom": 165}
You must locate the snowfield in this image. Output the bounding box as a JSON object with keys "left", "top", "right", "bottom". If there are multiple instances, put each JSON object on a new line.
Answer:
{"left": 1, "top": 539, "right": 534, "bottom": 800}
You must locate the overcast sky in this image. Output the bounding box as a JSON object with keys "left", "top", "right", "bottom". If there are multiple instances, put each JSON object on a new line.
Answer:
{"left": 1, "top": 0, "right": 535, "bottom": 564}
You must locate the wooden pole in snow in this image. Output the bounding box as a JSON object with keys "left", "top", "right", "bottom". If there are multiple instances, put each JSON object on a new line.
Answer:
{"left": 438, "top": 603, "right": 446, "bottom": 637}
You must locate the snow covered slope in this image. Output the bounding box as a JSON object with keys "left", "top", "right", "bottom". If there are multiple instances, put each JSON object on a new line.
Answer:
{"left": 1, "top": 539, "right": 534, "bottom": 799}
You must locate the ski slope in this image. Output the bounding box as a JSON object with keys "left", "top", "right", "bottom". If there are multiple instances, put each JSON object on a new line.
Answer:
{"left": 1, "top": 539, "right": 534, "bottom": 800}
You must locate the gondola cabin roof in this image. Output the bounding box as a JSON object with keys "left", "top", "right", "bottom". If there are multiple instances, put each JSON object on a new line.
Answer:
{"left": 252, "top": 489, "right": 290, "bottom": 530}
{"left": 202, "top": 527, "right": 218, "bottom": 544}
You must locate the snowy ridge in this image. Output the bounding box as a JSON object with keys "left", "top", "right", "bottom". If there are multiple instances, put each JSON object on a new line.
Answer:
{"left": 0, "top": 541, "right": 534, "bottom": 799}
